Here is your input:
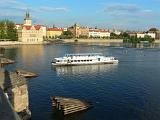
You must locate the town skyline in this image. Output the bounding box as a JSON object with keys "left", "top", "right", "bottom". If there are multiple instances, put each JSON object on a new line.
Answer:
{"left": 0, "top": 0, "right": 160, "bottom": 30}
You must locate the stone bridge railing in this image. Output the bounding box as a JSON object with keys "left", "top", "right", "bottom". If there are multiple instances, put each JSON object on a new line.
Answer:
{"left": 0, "top": 87, "right": 21, "bottom": 120}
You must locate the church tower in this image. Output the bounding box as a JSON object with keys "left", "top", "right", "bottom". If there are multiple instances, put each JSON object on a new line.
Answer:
{"left": 24, "top": 11, "right": 32, "bottom": 26}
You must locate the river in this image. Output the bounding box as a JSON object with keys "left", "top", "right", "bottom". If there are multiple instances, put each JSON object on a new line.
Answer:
{"left": 2, "top": 43, "right": 160, "bottom": 120}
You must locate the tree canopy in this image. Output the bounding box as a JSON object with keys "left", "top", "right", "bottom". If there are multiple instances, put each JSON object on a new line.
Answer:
{"left": 148, "top": 28, "right": 159, "bottom": 32}
{"left": 59, "top": 30, "right": 74, "bottom": 39}
{"left": 0, "top": 20, "right": 18, "bottom": 41}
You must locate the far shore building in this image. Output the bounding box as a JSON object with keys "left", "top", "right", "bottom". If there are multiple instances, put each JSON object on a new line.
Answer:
{"left": 147, "top": 32, "right": 156, "bottom": 39}
{"left": 68, "top": 24, "right": 89, "bottom": 38}
{"left": 156, "top": 31, "right": 160, "bottom": 40}
{"left": 46, "top": 28, "right": 64, "bottom": 38}
{"left": 89, "top": 29, "right": 110, "bottom": 38}
{"left": 111, "top": 29, "right": 121, "bottom": 35}
{"left": 16, "top": 12, "right": 46, "bottom": 43}
{"left": 137, "top": 32, "right": 145, "bottom": 38}
{"left": 128, "top": 32, "right": 137, "bottom": 37}
{"left": 137, "top": 32, "right": 156, "bottom": 39}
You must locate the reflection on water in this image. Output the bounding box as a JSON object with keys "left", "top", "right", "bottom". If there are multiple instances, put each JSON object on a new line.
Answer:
{"left": 52, "top": 110, "right": 88, "bottom": 120}
{"left": 20, "top": 45, "right": 45, "bottom": 67}
{"left": 53, "top": 64, "right": 118, "bottom": 76}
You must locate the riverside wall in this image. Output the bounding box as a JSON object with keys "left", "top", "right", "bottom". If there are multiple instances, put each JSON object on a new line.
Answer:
{"left": 0, "top": 39, "right": 123, "bottom": 45}
{"left": 1, "top": 39, "right": 160, "bottom": 46}
{"left": 0, "top": 41, "right": 44, "bottom": 46}
{"left": 155, "top": 40, "right": 160, "bottom": 43}
{"left": 62, "top": 39, "right": 123, "bottom": 43}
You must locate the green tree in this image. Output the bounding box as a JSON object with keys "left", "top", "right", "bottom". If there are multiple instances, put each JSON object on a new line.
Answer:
{"left": 149, "top": 28, "right": 158, "bottom": 33}
{"left": 0, "top": 20, "right": 18, "bottom": 41}
{"left": 6, "top": 20, "right": 18, "bottom": 41}
{"left": 79, "top": 35, "right": 88, "bottom": 39}
{"left": 59, "top": 30, "right": 74, "bottom": 39}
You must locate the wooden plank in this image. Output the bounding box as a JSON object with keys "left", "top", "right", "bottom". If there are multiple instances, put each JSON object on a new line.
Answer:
{"left": 16, "top": 69, "right": 38, "bottom": 78}
{"left": 51, "top": 96, "right": 93, "bottom": 116}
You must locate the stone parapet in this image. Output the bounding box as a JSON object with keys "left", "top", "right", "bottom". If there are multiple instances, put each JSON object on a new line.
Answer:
{"left": 0, "top": 70, "right": 31, "bottom": 120}
{"left": 0, "top": 87, "right": 21, "bottom": 120}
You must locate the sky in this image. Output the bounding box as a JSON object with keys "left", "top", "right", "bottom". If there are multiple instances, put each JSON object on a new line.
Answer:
{"left": 0, "top": 0, "right": 160, "bottom": 30}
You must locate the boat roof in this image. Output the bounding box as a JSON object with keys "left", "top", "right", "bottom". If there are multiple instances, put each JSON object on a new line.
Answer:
{"left": 65, "top": 53, "right": 103, "bottom": 57}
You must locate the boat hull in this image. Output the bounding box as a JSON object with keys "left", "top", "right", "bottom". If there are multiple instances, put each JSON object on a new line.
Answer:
{"left": 52, "top": 61, "right": 118, "bottom": 66}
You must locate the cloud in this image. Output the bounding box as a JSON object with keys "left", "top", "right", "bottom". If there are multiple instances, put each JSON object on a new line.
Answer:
{"left": 106, "top": 4, "right": 140, "bottom": 13}
{"left": 102, "top": 3, "right": 160, "bottom": 30}
{"left": 38, "top": 7, "right": 68, "bottom": 12}
{"left": 0, "top": 0, "right": 68, "bottom": 17}
{"left": 104, "top": 3, "right": 156, "bottom": 18}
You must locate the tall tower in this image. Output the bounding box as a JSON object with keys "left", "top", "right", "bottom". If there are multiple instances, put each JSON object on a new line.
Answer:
{"left": 74, "top": 23, "right": 80, "bottom": 38}
{"left": 24, "top": 11, "right": 32, "bottom": 26}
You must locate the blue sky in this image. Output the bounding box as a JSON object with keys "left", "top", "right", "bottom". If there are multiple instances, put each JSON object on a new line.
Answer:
{"left": 0, "top": 0, "right": 160, "bottom": 30}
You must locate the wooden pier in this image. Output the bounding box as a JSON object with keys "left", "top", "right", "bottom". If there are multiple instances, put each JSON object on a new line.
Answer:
{"left": 0, "top": 58, "right": 15, "bottom": 64}
{"left": 16, "top": 69, "right": 38, "bottom": 78}
{"left": 51, "top": 96, "right": 92, "bottom": 116}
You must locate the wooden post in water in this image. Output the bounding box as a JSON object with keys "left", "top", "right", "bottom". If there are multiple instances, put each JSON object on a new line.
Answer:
{"left": 51, "top": 96, "right": 93, "bottom": 116}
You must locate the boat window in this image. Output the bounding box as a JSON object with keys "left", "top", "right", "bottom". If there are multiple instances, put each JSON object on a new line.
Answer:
{"left": 78, "top": 60, "right": 80, "bottom": 62}
{"left": 71, "top": 60, "right": 73, "bottom": 62}
{"left": 90, "top": 60, "right": 92, "bottom": 61}
{"left": 84, "top": 60, "right": 86, "bottom": 62}
{"left": 87, "top": 60, "right": 89, "bottom": 61}
{"left": 57, "top": 60, "right": 60, "bottom": 62}
{"left": 74, "top": 60, "right": 77, "bottom": 62}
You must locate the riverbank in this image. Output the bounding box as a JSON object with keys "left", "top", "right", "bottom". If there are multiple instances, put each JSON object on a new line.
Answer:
{"left": 1, "top": 39, "right": 160, "bottom": 46}
{"left": 0, "top": 41, "right": 44, "bottom": 46}
{"left": 0, "top": 39, "right": 123, "bottom": 46}
{"left": 61, "top": 38, "right": 123, "bottom": 43}
{"left": 155, "top": 40, "right": 160, "bottom": 43}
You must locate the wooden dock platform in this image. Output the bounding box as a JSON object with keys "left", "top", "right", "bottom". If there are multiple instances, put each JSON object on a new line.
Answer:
{"left": 16, "top": 69, "right": 38, "bottom": 78}
{"left": 51, "top": 96, "right": 92, "bottom": 116}
{"left": 0, "top": 58, "right": 15, "bottom": 64}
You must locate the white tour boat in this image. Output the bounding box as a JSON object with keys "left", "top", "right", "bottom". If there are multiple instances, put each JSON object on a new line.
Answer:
{"left": 52, "top": 53, "right": 118, "bottom": 66}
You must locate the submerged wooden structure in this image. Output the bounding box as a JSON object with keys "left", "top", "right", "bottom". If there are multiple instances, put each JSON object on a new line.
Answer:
{"left": 16, "top": 69, "right": 38, "bottom": 78}
{"left": 51, "top": 96, "right": 92, "bottom": 116}
{"left": 0, "top": 58, "right": 15, "bottom": 64}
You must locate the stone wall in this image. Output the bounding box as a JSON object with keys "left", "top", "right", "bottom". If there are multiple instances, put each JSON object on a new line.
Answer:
{"left": 0, "top": 70, "right": 30, "bottom": 119}
{"left": 8, "top": 84, "right": 29, "bottom": 112}
{"left": 0, "top": 87, "right": 21, "bottom": 120}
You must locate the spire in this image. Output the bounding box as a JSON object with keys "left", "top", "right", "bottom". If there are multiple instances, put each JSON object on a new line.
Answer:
{"left": 25, "top": 11, "right": 30, "bottom": 20}
{"left": 27, "top": 11, "right": 30, "bottom": 19}
{"left": 24, "top": 11, "right": 32, "bottom": 26}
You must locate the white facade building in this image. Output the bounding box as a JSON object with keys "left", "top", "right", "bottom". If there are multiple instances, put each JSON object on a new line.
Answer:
{"left": 16, "top": 12, "right": 46, "bottom": 43}
{"left": 137, "top": 32, "right": 156, "bottom": 38}
{"left": 147, "top": 33, "right": 156, "bottom": 39}
{"left": 17, "top": 25, "right": 44, "bottom": 43}
{"left": 137, "top": 33, "right": 145, "bottom": 38}
{"left": 113, "top": 30, "right": 121, "bottom": 35}
{"left": 41, "top": 25, "right": 47, "bottom": 37}
{"left": 89, "top": 29, "right": 110, "bottom": 38}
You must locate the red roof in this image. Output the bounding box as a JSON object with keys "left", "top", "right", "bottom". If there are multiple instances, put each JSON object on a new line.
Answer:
{"left": 34, "top": 25, "right": 41, "bottom": 30}
{"left": 19, "top": 25, "right": 42, "bottom": 30}
{"left": 24, "top": 26, "right": 32, "bottom": 30}
{"left": 47, "top": 28, "right": 63, "bottom": 31}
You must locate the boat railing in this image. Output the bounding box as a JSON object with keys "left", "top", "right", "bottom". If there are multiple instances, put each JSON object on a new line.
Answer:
{"left": 65, "top": 53, "right": 103, "bottom": 57}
